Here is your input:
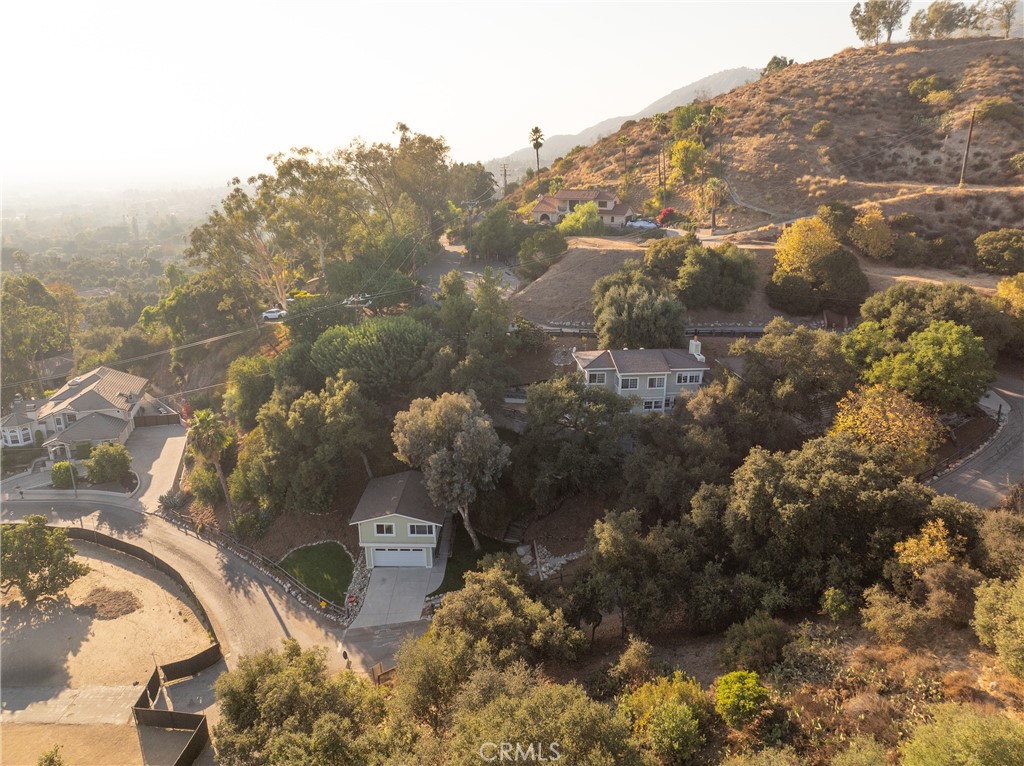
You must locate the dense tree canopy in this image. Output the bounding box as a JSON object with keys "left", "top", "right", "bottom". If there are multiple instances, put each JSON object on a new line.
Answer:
{"left": 392, "top": 391, "right": 510, "bottom": 549}
{"left": 1, "top": 516, "right": 89, "bottom": 603}
{"left": 865, "top": 320, "right": 995, "bottom": 412}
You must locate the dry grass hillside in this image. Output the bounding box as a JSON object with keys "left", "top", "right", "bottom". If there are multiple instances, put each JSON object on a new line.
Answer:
{"left": 512, "top": 38, "right": 1023, "bottom": 239}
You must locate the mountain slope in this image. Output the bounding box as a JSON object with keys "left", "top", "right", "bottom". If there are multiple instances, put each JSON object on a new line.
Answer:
{"left": 484, "top": 67, "right": 758, "bottom": 178}
{"left": 508, "top": 37, "right": 1024, "bottom": 239}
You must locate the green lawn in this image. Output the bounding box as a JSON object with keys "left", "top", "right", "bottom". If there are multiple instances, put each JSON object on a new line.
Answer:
{"left": 279, "top": 542, "right": 354, "bottom": 605}
{"left": 429, "top": 524, "right": 515, "bottom": 596}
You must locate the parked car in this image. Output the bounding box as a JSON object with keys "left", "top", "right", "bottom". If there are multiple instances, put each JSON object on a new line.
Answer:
{"left": 626, "top": 219, "right": 659, "bottom": 230}
{"left": 261, "top": 308, "right": 287, "bottom": 321}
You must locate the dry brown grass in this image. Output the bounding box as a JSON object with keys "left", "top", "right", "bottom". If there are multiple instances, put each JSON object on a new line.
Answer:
{"left": 509, "top": 38, "right": 1023, "bottom": 232}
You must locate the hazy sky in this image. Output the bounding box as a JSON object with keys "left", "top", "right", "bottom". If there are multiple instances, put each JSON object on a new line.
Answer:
{"left": 2, "top": 1, "right": 929, "bottom": 194}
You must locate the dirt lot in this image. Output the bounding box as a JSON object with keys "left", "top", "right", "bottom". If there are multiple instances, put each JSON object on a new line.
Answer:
{"left": 2, "top": 542, "right": 212, "bottom": 766}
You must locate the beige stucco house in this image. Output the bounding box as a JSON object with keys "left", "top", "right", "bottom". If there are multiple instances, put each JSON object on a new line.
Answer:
{"left": 532, "top": 189, "right": 634, "bottom": 226}
{"left": 349, "top": 471, "right": 446, "bottom": 568}
{"left": 1, "top": 366, "right": 148, "bottom": 457}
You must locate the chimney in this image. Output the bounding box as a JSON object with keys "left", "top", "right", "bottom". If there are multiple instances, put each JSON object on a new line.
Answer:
{"left": 13, "top": 398, "right": 26, "bottom": 418}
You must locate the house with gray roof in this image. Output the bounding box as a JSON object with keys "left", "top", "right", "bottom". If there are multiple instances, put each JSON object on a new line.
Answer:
{"left": 349, "top": 471, "right": 446, "bottom": 568}
{"left": 572, "top": 340, "right": 710, "bottom": 413}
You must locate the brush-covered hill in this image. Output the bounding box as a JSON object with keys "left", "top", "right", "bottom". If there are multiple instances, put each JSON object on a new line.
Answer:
{"left": 509, "top": 38, "right": 1024, "bottom": 238}
{"left": 484, "top": 67, "right": 758, "bottom": 178}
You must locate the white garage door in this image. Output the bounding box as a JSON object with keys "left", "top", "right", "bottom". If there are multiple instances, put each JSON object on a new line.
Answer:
{"left": 372, "top": 547, "right": 427, "bottom": 567}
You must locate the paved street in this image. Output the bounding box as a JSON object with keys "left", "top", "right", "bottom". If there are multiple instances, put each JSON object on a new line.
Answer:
{"left": 933, "top": 370, "right": 1024, "bottom": 508}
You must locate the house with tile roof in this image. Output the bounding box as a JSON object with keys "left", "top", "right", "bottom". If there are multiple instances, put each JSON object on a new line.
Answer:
{"left": 1, "top": 366, "right": 149, "bottom": 457}
{"left": 572, "top": 341, "right": 710, "bottom": 413}
{"left": 532, "top": 189, "right": 634, "bottom": 227}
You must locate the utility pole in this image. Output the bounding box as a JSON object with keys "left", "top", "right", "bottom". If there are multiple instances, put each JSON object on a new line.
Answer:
{"left": 500, "top": 164, "right": 510, "bottom": 197}
{"left": 958, "top": 109, "right": 976, "bottom": 188}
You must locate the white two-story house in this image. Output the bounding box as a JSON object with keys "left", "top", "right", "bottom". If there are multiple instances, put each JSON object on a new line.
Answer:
{"left": 572, "top": 341, "right": 710, "bottom": 413}
{"left": 349, "top": 471, "right": 446, "bottom": 568}
{"left": 532, "top": 189, "right": 634, "bottom": 227}
{"left": 1, "top": 366, "right": 148, "bottom": 458}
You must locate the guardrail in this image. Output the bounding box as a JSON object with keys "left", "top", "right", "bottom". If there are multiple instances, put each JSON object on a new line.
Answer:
{"left": 159, "top": 508, "right": 356, "bottom": 625}
{"left": 917, "top": 415, "right": 1000, "bottom": 483}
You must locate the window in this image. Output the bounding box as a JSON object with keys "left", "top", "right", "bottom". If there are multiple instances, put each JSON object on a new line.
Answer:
{"left": 21, "top": 427, "right": 31, "bottom": 441}
{"left": 610, "top": 216, "right": 615, "bottom": 223}
{"left": 9, "top": 432, "right": 20, "bottom": 445}
{"left": 665, "top": 397, "right": 677, "bottom": 409}
{"left": 66, "top": 413, "right": 77, "bottom": 423}
{"left": 642, "top": 400, "right": 664, "bottom": 411}
{"left": 55, "top": 416, "right": 64, "bottom": 431}
{"left": 620, "top": 377, "right": 638, "bottom": 390}
{"left": 374, "top": 523, "right": 395, "bottom": 536}
{"left": 676, "top": 372, "right": 702, "bottom": 384}
{"left": 588, "top": 372, "right": 606, "bottom": 385}
{"left": 647, "top": 376, "right": 665, "bottom": 389}
{"left": 409, "top": 524, "right": 433, "bottom": 536}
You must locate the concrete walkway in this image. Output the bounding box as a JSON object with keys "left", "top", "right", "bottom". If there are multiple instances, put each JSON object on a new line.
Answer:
{"left": 1, "top": 686, "right": 137, "bottom": 725}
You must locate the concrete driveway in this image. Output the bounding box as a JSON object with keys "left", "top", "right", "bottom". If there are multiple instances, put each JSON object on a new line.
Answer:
{"left": 124, "top": 424, "right": 187, "bottom": 511}
{"left": 349, "top": 568, "right": 434, "bottom": 628}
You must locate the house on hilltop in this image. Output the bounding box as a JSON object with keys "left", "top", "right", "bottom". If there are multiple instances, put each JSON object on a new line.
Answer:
{"left": 532, "top": 189, "right": 634, "bottom": 227}
{"left": 1, "top": 366, "right": 150, "bottom": 458}
{"left": 572, "top": 341, "right": 710, "bottom": 413}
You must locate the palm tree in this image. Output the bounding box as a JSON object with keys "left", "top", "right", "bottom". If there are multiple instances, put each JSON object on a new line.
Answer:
{"left": 189, "top": 409, "right": 235, "bottom": 519}
{"left": 651, "top": 113, "right": 668, "bottom": 187}
{"left": 702, "top": 177, "right": 728, "bottom": 231}
{"left": 617, "top": 135, "right": 632, "bottom": 174}
{"left": 529, "top": 127, "right": 544, "bottom": 173}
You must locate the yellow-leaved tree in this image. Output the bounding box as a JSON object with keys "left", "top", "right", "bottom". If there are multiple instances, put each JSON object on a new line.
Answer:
{"left": 773, "top": 217, "right": 841, "bottom": 275}
{"left": 894, "top": 518, "right": 964, "bottom": 578}
{"left": 830, "top": 383, "right": 945, "bottom": 475}
{"left": 849, "top": 204, "right": 896, "bottom": 260}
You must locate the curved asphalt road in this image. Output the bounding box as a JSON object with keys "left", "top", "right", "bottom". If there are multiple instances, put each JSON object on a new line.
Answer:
{"left": 933, "top": 370, "right": 1024, "bottom": 508}
{"left": 2, "top": 499, "right": 351, "bottom": 673}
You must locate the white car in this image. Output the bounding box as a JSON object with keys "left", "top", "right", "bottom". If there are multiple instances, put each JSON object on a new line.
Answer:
{"left": 261, "top": 308, "right": 287, "bottom": 321}
{"left": 626, "top": 219, "right": 659, "bottom": 230}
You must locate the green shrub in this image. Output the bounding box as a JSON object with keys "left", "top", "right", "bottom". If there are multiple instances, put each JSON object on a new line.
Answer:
{"left": 1011, "top": 153, "right": 1024, "bottom": 174}
{"left": 821, "top": 587, "right": 853, "bottom": 622}
{"left": 556, "top": 201, "right": 604, "bottom": 236}
{"left": 976, "top": 97, "right": 1022, "bottom": 123}
{"left": 831, "top": 735, "right": 887, "bottom": 766}
{"left": 908, "top": 74, "right": 948, "bottom": 101}
{"left": 974, "top": 571, "right": 1024, "bottom": 678}
{"left": 189, "top": 464, "right": 224, "bottom": 506}
{"left": 922, "top": 562, "right": 983, "bottom": 627}
{"left": 619, "top": 672, "right": 710, "bottom": 763}
{"left": 158, "top": 489, "right": 190, "bottom": 512}
{"left": 610, "top": 637, "right": 656, "bottom": 691}
{"left": 714, "top": 671, "right": 771, "bottom": 729}
{"left": 973, "top": 228, "right": 1024, "bottom": 275}
{"left": 51, "top": 461, "right": 78, "bottom": 490}
{"left": 900, "top": 702, "right": 1024, "bottom": 766}
{"left": 85, "top": 443, "right": 132, "bottom": 484}
{"left": 810, "top": 120, "right": 833, "bottom": 137}
{"left": 766, "top": 272, "right": 821, "bottom": 315}
{"left": 230, "top": 507, "right": 275, "bottom": 541}
{"left": 861, "top": 584, "right": 928, "bottom": 645}
{"left": 977, "top": 509, "right": 1024, "bottom": 579}
{"left": 816, "top": 202, "right": 858, "bottom": 242}
{"left": 722, "top": 612, "right": 792, "bottom": 672}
